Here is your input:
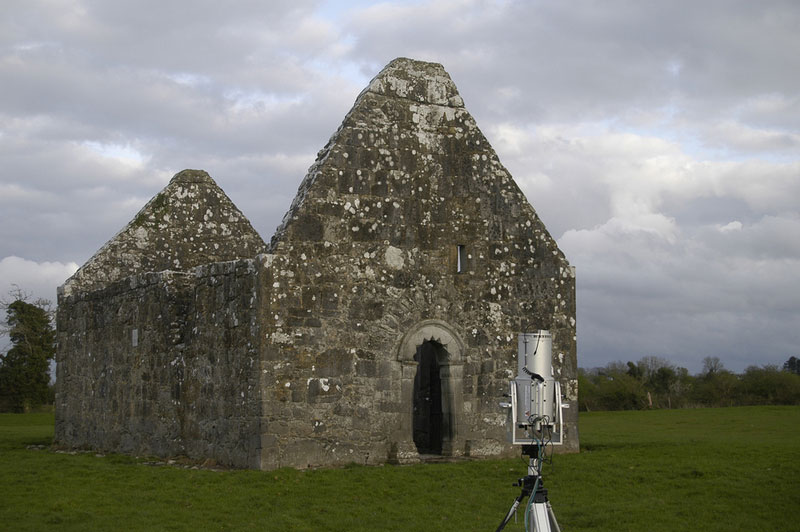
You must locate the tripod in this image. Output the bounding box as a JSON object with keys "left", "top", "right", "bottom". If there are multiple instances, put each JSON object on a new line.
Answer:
{"left": 495, "top": 445, "right": 561, "bottom": 532}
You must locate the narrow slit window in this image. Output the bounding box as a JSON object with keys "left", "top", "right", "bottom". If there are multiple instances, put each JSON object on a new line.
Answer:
{"left": 457, "top": 245, "right": 466, "bottom": 273}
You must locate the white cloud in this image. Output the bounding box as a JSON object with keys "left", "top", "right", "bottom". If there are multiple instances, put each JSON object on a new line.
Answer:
{"left": 81, "top": 141, "right": 149, "bottom": 167}
{"left": 0, "top": 256, "right": 78, "bottom": 303}
{"left": 699, "top": 120, "right": 800, "bottom": 156}
{"left": 718, "top": 221, "right": 742, "bottom": 233}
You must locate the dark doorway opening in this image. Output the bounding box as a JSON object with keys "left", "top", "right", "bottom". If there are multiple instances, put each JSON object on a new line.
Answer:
{"left": 413, "top": 340, "right": 445, "bottom": 454}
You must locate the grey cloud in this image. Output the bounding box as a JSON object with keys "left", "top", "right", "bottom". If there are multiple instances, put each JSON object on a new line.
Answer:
{"left": 562, "top": 220, "right": 800, "bottom": 372}
{"left": 1, "top": 0, "right": 798, "bottom": 374}
{"left": 699, "top": 214, "right": 800, "bottom": 261}
{"left": 344, "top": 0, "right": 800, "bottom": 136}
{"left": 2, "top": 0, "right": 326, "bottom": 84}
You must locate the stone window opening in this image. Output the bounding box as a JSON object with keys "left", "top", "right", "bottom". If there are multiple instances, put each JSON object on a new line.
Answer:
{"left": 456, "top": 244, "right": 466, "bottom": 273}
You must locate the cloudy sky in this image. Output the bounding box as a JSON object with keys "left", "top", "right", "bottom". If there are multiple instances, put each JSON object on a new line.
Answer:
{"left": 2, "top": 0, "right": 798, "bottom": 373}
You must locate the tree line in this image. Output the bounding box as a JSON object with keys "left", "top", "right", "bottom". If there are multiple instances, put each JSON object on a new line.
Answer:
{"left": 579, "top": 355, "right": 800, "bottom": 411}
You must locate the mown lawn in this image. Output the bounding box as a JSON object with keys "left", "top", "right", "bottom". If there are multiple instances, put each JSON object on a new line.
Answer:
{"left": 1, "top": 406, "right": 798, "bottom": 531}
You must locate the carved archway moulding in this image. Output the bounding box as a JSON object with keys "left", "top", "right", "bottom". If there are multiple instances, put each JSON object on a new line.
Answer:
{"left": 396, "top": 319, "right": 465, "bottom": 365}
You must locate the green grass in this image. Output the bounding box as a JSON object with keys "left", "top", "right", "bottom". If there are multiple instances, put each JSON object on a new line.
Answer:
{"left": 553, "top": 407, "right": 800, "bottom": 531}
{"left": 1, "top": 407, "right": 798, "bottom": 531}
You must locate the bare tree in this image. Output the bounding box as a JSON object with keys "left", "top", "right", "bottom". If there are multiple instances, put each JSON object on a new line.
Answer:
{"left": 637, "top": 356, "right": 673, "bottom": 380}
{"left": 702, "top": 356, "right": 724, "bottom": 377}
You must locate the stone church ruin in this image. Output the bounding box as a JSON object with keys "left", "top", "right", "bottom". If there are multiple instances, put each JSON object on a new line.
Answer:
{"left": 55, "top": 58, "right": 578, "bottom": 469}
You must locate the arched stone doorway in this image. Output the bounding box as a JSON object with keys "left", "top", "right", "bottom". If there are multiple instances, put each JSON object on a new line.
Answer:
{"left": 396, "top": 320, "right": 465, "bottom": 460}
{"left": 413, "top": 340, "right": 446, "bottom": 454}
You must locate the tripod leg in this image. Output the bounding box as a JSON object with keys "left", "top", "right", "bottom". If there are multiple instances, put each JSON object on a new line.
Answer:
{"left": 546, "top": 502, "right": 561, "bottom": 532}
{"left": 495, "top": 495, "right": 523, "bottom": 532}
{"left": 530, "top": 503, "right": 552, "bottom": 532}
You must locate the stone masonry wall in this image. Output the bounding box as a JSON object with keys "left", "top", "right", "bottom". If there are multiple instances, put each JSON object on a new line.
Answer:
{"left": 56, "top": 261, "right": 264, "bottom": 468}
{"left": 259, "top": 58, "right": 578, "bottom": 468}
{"left": 260, "top": 226, "right": 577, "bottom": 468}
{"left": 56, "top": 271, "right": 194, "bottom": 456}
{"left": 187, "top": 259, "right": 264, "bottom": 467}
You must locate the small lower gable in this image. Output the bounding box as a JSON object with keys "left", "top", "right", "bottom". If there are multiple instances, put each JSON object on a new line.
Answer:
{"left": 62, "top": 169, "right": 266, "bottom": 297}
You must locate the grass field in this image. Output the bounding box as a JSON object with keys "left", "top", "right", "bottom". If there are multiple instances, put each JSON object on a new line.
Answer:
{"left": 1, "top": 407, "right": 798, "bottom": 531}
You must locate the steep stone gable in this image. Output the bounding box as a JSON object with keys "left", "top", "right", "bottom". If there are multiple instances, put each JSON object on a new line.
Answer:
{"left": 63, "top": 169, "right": 266, "bottom": 296}
{"left": 270, "top": 57, "right": 565, "bottom": 266}
{"left": 258, "top": 58, "right": 578, "bottom": 465}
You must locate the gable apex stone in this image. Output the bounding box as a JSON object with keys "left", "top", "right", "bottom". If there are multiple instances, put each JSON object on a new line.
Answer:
{"left": 362, "top": 57, "right": 464, "bottom": 107}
